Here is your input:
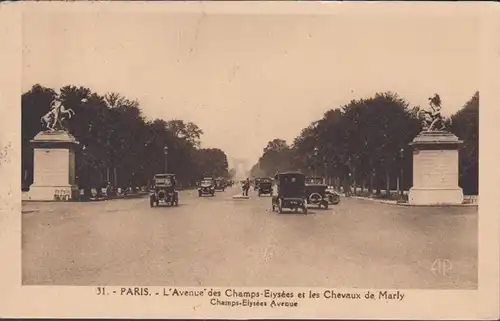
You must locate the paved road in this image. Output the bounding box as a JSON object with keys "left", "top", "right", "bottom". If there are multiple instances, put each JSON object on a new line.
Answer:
{"left": 22, "top": 186, "right": 477, "bottom": 289}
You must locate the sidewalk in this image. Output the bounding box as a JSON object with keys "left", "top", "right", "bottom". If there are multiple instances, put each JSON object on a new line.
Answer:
{"left": 21, "top": 191, "right": 149, "bottom": 202}
{"left": 86, "top": 191, "right": 149, "bottom": 202}
{"left": 350, "top": 195, "right": 478, "bottom": 207}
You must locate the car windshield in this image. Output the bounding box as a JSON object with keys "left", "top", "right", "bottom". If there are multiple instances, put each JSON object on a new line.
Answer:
{"left": 155, "top": 176, "right": 172, "bottom": 185}
{"left": 281, "top": 176, "right": 300, "bottom": 184}
{"left": 306, "top": 178, "right": 323, "bottom": 184}
{"left": 201, "top": 180, "right": 212, "bottom": 186}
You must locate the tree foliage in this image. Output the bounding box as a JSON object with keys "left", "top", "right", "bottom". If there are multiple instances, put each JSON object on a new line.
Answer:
{"left": 21, "top": 84, "right": 230, "bottom": 190}
{"left": 251, "top": 91, "right": 479, "bottom": 195}
{"left": 449, "top": 91, "right": 479, "bottom": 194}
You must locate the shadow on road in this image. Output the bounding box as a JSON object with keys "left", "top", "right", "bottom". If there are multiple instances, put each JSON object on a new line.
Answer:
{"left": 150, "top": 204, "right": 186, "bottom": 208}
{"left": 271, "top": 210, "right": 318, "bottom": 215}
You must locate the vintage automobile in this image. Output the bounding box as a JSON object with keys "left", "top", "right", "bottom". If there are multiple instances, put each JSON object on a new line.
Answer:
{"left": 325, "top": 186, "right": 341, "bottom": 205}
{"left": 305, "top": 177, "right": 340, "bottom": 206}
{"left": 253, "top": 178, "right": 261, "bottom": 191}
{"left": 257, "top": 177, "right": 273, "bottom": 196}
{"left": 305, "top": 177, "right": 330, "bottom": 209}
{"left": 149, "top": 173, "right": 179, "bottom": 207}
{"left": 215, "top": 178, "right": 226, "bottom": 191}
{"left": 198, "top": 177, "right": 216, "bottom": 197}
{"left": 271, "top": 172, "right": 308, "bottom": 214}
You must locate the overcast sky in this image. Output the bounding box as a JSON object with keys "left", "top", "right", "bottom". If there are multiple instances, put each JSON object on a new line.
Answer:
{"left": 22, "top": 3, "right": 481, "bottom": 168}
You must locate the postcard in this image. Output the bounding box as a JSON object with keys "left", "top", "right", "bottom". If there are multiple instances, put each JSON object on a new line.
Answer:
{"left": 0, "top": 1, "right": 499, "bottom": 319}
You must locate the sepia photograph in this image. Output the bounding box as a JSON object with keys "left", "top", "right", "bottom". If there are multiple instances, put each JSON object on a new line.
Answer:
{"left": 1, "top": 1, "right": 499, "bottom": 319}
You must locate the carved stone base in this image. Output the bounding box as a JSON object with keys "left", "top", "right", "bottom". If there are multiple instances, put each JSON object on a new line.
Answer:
{"left": 408, "top": 130, "right": 464, "bottom": 206}
{"left": 408, "top": 187, "right": 464, "bottom": 205}
{"left": 27, "top": 130, "right": 79, "bottom": 201}
{"left": 26, "top": 185, "right": 79, "bottom": 201}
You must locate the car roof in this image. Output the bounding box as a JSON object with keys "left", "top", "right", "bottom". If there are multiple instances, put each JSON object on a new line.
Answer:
{"left": 277, "top": 171, "right": 304, "bottom": 176}
{"left": 155, "top": 173, "right": 175, "bottom": 177}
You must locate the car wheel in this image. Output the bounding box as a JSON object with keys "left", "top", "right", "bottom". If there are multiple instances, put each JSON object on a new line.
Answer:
{"left": 150, "top": 197, "right": 154, "bottom": 207}
{"left": 302, "top": 205, "right": 308, "bottom": 214}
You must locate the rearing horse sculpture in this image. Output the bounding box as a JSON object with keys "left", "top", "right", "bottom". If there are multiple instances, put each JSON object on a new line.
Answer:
{"left": 41, "top": 97, "right": 75, "bottom": 132}
{"left": 420, "top": 95, "right": 446, "bottom": 131}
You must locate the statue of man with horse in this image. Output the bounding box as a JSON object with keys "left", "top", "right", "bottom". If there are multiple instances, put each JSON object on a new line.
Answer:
{"left": 40, "top": 95, "right": 76, "bottom": 132}
{"left": 420, "top": 94, "right": 447, "bottom": 132}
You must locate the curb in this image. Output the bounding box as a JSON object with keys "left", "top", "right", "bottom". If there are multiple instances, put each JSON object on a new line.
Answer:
{"left": 22, "top": 192, "right": 149, "bottom": 202}
{"left": 352, "top": 196, "right": 478, "bottom": 207}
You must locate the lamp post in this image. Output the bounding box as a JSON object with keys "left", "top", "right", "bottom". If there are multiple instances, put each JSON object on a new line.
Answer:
{"left": 323, "top": 160, "right": 328, "bottom": 185}
{"left": 399, "top": 148, "right": 404, "bottom": 200}
{"left": 164, "top": 146, "right": 169, "bottom": 173}
{"left": 313, "top": 147, "right": 319, "bottom": 177}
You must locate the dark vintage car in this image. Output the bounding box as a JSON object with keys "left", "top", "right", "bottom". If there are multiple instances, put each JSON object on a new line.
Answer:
{"left": 215, "top": 178, "right": 226, "bottom": 191}
{"left": 198, "top": 177, "right": 215, "bottom": 197}
{"left": 271, "top": 172, "right": 308, "bottom": 214}
{"left": 253, "top": 178, "right": 261, "bottom": 191}
{"left": 325, "top": 186, "right": 341, "bottom": 205}
{"left": 149, "top": 173, "right": 179, "bottom": 207}
{"left": 306, "top": 177, "right": 340, "bottom": 206}
{"left": 305, "top": 177, "right": 330, "bottom": 209}
{"left": 257, "top": 177, "right": 273, "bottom": 196}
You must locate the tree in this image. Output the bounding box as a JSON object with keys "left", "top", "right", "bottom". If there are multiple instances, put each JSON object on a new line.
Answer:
{"left": 166, "top": 120, "right": 204, "bottom": 147}
{"left": 255, "top": 138, "right": 295, "bottom": 177}
{"left": 449, "top": 92, "right": 479, "bottom": 195}
{"left": 251, "top": 91, "right": 422, "bottom": 196}
{"left": 21, "top": 84, "right": 231, "bottom": 191}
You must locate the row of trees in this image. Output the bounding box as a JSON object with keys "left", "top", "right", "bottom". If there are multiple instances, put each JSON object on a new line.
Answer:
{"left": 22, "top": 84, "right": 232, "bottom": 190}
{"left": 250, "top": 91, "right": 479, "bottom": 195}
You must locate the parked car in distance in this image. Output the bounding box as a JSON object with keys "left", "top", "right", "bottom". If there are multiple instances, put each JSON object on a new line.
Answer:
{"left": 215, "top": 177, "right": 226, "bottom": 191}
{"left": 253, "top": 178, "right": 261, "bottom": 191}
{"left": 198, "top": 177, "right": 216, "bottom": 197}
{"left": 325, "top": 185, "right": 341, "bottom": 205}
{"left": 305, "top": 176, "right": 330, "bottom": 209}
{"left": 257, "top": 177, "right": 273, "bottom": 196}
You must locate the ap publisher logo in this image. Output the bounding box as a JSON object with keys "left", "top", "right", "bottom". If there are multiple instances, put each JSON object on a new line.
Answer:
{"left": 431, "top": 258, "right": 453, "bottom": 277}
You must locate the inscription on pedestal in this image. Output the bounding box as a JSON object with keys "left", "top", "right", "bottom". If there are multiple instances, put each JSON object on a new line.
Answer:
{"left": 408, "top": 130, "right": 463, "bottom": 205}
{"left": 29, "top": 131, "right": 79, "bottom": 201}
{"left": 415, "top": 150, "right": 457, "bottom": 188}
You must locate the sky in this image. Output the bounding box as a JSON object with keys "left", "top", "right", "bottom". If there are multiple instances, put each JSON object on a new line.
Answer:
{"left": 22, "top": 3, "right": 481, "bottom": 169}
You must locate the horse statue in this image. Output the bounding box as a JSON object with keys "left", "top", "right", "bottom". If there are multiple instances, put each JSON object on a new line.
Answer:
{"left": 420, "top": 95, "right": 446, "bottom": 131}
{"left": 40, "top": 96, "right": 75, "bottom": 132}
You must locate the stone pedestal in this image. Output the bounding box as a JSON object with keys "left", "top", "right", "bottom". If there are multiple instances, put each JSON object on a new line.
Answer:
{"left": 408, "top": 130, "right": 464, "bottom": 205}
{"left": 27, "top": 131, "right": 79, "bottom": 201}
